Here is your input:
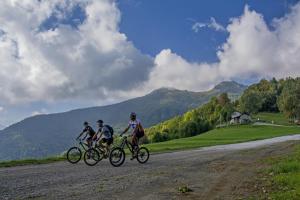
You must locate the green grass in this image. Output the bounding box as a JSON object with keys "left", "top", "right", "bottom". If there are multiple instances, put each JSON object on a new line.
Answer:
{"left": 263, "top": 145, "right": 300, "bottom": 199}
{"left": 253, "top": 112, "right": 291, "bottom": 126}
{"left": 0, "top": 156, "right": 65, "bottom": 168}
{"left": 145, "top": 125, "right": 300, "bottom": 153}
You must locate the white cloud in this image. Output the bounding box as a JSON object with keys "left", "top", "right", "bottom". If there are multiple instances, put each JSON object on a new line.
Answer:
{"left": 0, "top": 107, "right": 4, "bottom": 112}
{"left": 31, "top": 108, "right": 48, "bottom": 116}
{"left": 192, "top": 17, "right": 226, "bottom": 33}
{"left": 141, "top": 4, "right": 300, "bottom": 93}
{"left": 0, "top": 0, "right": 153, "bottom": 104}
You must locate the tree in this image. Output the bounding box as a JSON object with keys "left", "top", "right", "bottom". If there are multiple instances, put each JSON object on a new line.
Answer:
{"left": 218, "top": 93, "right": 231, "bottom": 106}
{"left": 277, "top": 79, "right": 300, "bottom": 120}
{"left": 180, "top": 121, "right": 198, "bottom": 137}
{"left": 239, "top": 90, "right": 263, "bottom": 114}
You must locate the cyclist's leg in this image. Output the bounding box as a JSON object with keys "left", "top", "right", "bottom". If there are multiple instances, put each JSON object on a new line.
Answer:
{"left": 87, "top": 137, "right": 93, "bottom": 148}
{"left": 131, "top": 134, "right": 138, "bottom": 149}
{"left": 101, "top": 138, "right": 110, "bottom": 157}
{"left": 86, "top": 137, "right": 93, "bottom": 159}
{"left": 130, "top": 134, "right": 138, "bottom": 160}
{"left": 106, "top": 138, "right": 113, "bottom": 154}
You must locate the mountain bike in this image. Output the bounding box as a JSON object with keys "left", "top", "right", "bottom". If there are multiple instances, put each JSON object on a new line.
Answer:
{"left": 83, "top": 140, "right": 111, "bottom": 166}
{"left": 66, "top": 138, "right": 100, "bottom": 165}
{"left": 109, "top": 135, "right": 149, "bottom": 167}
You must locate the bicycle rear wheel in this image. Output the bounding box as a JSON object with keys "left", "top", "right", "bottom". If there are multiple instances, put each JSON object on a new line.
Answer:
{"left": 109, "top": 147, "right": 125, "bottom": 167}
{"left": 137, "top": 147, "right": 149, "bottom": 164}
{"left": 66, "top": 147, "right": 82, "bottom": 164}
{"left": 84, "top": 148, "right": 100, "bottom": 166}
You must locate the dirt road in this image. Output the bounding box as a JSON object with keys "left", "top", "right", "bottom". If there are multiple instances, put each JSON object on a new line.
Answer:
{"left": 1, "top": 135, "right": 300, "bottom": 200}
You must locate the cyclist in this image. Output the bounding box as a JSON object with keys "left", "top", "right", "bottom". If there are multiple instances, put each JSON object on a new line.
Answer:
{"left": 121, "top": 112, "right": 144, "bottom": 159}
{"left": 76, "top": 121, "right": 96, "bottom": 148}
{"left": 93, "top": 120, "right": 114, "bottom": 157}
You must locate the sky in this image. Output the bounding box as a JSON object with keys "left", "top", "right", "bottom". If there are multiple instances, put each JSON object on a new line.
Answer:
{"left": 0, "top": 0, "right": 300, "bottom": 127}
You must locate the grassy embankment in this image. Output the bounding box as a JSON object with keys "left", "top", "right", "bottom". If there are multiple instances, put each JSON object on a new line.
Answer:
{"left": 254, "top": 144, "right": 300, "bottom": 199}
{"left": 0, "top": 157, "right": 65, "bottom": 168}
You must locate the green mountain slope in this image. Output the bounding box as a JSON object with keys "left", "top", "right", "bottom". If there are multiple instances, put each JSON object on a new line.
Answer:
{"left": 0, "top": 81, "right": 246, "bottom": 161}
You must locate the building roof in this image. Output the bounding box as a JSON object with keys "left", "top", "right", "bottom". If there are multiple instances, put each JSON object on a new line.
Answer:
{"left": 231, "top": 112, "right": 242, "bottom": 119}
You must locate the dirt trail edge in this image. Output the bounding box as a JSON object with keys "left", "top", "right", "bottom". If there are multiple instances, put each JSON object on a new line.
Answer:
{"left": 1, "top": 135, "right": 300, "bottom": 200}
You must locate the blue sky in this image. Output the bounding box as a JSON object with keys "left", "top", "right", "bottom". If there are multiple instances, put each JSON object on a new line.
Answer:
{"left": 0, "top": 0, "right": 300, "bottom": 127}
{"left": 118, "top": 0, "right": 298, "bottom": 62}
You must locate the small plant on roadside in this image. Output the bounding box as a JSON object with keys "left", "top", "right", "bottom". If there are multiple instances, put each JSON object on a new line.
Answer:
{"left": 178, "top": 185, "right": 193, "bottom": 193}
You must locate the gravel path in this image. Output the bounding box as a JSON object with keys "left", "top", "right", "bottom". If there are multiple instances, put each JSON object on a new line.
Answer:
{"left": 1, "top": 135, "right": 300, "bottom": 200}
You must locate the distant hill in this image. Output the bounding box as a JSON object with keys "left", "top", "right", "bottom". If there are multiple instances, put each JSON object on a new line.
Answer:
{"left": 0, "top": 81, "right": 247, "bottom": 161}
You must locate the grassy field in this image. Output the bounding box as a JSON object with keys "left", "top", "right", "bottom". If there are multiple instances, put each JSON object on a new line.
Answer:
{"left": 145, "top": 125, "right": 300, "bottom": 153}
{"left": 0, "top": 156, "right": 64, "bottom": 168}
{"left": 261, "top": 145, "right": 300, "bottom": 199}
{"left": 0, "top": 125, "right": 299, "bottom": 168}
{"left": 253, "top": 112, "right": 291, "bottom": 126}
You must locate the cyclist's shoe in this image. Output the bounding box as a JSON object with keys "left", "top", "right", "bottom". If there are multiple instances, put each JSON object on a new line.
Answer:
{"left": 130, "top": 148, "right": 138, "bottom": 160}
{"left": 103, "top": 153, "right": 108, "bottom": 159}
{"left": 130, "top": 155, "right": 137, "bottom": 160}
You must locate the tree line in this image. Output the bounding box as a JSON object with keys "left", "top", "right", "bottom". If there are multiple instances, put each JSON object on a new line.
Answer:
{"left": 239, "top": 77, "right": 300, "bottom": 119}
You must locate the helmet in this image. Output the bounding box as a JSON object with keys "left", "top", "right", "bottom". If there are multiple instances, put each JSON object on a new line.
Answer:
{"left": 83, "top": 121, "right": 88, "bottom": 126}
{"left": 130, "top": 112, "right": 136, "bottom": 119}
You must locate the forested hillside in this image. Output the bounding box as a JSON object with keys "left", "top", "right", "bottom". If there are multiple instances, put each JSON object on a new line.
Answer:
{"left": 146, "top": 77, "right": 300, "bottom": 143}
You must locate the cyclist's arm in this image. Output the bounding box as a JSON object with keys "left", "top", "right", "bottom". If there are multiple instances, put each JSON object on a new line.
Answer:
{"left": 76, "top": 131, "right": 84, "bottom": 140}
{"left": 82, "top": 132, "right": 88, "bottom": 140}
{"left": 121, "top": 125, "right": 130, "bottom": 135}
{"left": 93, "top": 130, "right": 100, "bottom": 140}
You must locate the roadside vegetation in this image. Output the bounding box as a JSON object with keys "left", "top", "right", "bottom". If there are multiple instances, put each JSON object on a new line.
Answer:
{"left": 0, "top": 156, "right": 64, "bottom": 168}
{"left": 255, "top": 144, "right": 300, "bottom": 199}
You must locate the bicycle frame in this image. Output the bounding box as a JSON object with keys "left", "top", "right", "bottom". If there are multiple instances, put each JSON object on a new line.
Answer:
{"left": 119, "top": 136, "right": 134, "bottom": 153}
{"left": 78, "top": 140, "right": 89, "bottom": 151}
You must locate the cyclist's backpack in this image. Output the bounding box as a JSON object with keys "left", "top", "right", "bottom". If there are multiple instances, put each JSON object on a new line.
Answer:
{"left": 104, "top": 125, "right": 114, "bottom": 136}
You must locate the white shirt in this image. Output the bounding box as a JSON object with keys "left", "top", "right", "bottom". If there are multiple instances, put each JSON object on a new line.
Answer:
{"left": 129, "top": 119, "right": 141, "bottom": 131}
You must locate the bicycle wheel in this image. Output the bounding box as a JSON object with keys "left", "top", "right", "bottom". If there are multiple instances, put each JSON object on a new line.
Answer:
{"left": 66, "top": 147, "right": 82, "bottom": 164}
{"left": 136, "top": 147, "right": 149, "bottom": 164}
{"left": 109, "top": 147, "right": 125, "bottom": 167}
{"left": 84, "top": 148, "right": 100, "bottom": 166}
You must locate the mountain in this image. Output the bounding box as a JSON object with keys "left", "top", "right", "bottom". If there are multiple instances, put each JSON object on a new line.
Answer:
{"left": 0, "top": 81, "right": 247, "bottom": 161}
{"left": 0, "top": 124, "right": 5, "bottom": 130}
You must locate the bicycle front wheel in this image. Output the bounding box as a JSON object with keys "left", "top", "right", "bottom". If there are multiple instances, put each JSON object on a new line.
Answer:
{"left": 109, "top": 147, "right": 125, "bottom": 167}
{"left": 137, "top": 147, "right": 149, "bottom": 164}
{"left": 84, "top": 148, "right": 100, "bottom": 166}
{"left": 66, "top": 147, "right": 82, "bottom": 164}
